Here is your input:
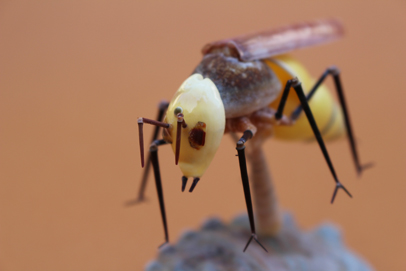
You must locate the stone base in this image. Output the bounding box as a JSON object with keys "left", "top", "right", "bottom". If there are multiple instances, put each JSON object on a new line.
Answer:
{"left": 145, "top": 213, "right": 373, "bottom": 271}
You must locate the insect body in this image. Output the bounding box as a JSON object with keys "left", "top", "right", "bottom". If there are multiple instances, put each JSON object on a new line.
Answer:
{"left": 135, "top": 19, "right": 370, "bottom": 252}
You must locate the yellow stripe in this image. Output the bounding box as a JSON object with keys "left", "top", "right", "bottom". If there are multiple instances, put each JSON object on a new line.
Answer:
{"left": 265, "top": 55, "right": 345, "bottom": 142}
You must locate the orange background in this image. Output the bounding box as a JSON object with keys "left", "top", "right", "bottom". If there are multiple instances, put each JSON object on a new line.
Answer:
{"left": 0, "top": 1, "right": 405, "bottom": 270}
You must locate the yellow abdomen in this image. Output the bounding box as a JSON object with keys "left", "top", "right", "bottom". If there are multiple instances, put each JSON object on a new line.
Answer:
{"left": 265, "top": 55, "right": 345, "bottom": 141}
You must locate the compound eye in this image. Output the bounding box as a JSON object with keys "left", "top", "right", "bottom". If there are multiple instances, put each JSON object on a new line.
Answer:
{"left": 189, "top": 122, "right": 206, "bottom": 150}
{"left": 174, "top": 107, "right": 183, "bottom": 115}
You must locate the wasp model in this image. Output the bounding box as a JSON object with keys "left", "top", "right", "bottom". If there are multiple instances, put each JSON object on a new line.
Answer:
{"left": 134, "top": 19, "right": 371, "bottom": 252}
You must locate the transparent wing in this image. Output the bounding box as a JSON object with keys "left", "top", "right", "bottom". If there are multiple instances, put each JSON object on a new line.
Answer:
{"left": 202, "top": 19, "right": 344, "bottom": 62}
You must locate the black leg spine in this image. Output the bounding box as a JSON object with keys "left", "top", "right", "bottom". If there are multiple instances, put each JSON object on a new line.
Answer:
{"left": 150, "top": 139, "right": 169, "bottom": 247}
{"left": 236, "top": 135, "right": 268, "bottom": 253}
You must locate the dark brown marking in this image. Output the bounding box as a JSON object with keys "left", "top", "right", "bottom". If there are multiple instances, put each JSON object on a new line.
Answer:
{"left": 189, "top": 122, "right": 206, "bottom": 150}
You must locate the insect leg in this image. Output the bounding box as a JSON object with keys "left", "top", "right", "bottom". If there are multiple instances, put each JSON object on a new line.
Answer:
{"left": 150, "top": 139, "right": 170, "bottom": 248}
{"left": 290, "top": 68, "right": 372, "bottom": 175}
{"left": 276, "top": 78, "right": 352, "bottom": 203}
{"left": 175, "top": 113, "right": 187, "bottom": 165}
{"left": 275, "top": 79, "right": 296, "bottom": 120}
{"left": 127, "top": 102, "right": 169, "bottom": 205}
{"left": 236, "top": 131, "right": 268, "bottom": 253}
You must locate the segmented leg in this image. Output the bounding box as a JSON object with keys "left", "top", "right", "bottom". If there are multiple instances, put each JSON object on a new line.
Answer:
{"left": 227, "top": 117, "right": 282, "bottom": 237}
{"left": 275, "top": 78, "right": 352, "bottom": 203}
{"left": 149, "top": 139, "right": 170, "bottom": 247}
{"left": 236, "top": 130, "right": 268, "bottom": 253}
{"left": 127, "top": 101, "right": 168, "bottom": 205}
{"left": 290, "top": 67, "right": 372, "bottom": 175}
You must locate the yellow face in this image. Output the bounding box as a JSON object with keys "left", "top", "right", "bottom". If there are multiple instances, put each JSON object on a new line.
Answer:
{"left": 164, "top": 74, "right": 225, "bottom": 178}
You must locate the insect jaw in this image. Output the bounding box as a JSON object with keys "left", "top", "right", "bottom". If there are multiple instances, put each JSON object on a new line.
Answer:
{"left": 181, "top": 176, "right": 200, "bottom": 193}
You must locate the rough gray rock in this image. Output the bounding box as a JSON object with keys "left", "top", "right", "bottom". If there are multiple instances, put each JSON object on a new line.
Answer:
{"left": 145, "top": 213, "right": 373, "bottom": 271}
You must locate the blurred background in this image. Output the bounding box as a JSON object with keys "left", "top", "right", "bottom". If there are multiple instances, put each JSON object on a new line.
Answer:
{"left": 0, "top": 1, "right": 405, "bottom": 270}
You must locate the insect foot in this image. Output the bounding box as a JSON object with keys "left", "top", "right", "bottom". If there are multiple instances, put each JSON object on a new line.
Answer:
{"left": 331, "top": 182, "right": 352, "bottom": 204}
{"left": 243, "top": 234, "right": 268, "bottom": 253}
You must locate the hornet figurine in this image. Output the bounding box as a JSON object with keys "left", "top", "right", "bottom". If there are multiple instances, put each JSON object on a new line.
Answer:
{"left": 133, "top": 19, "right": 371, "bottom": 252}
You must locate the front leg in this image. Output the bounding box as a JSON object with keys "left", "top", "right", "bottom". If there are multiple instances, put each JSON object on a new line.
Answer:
{"left": 228, "top": 117, "right": 267, "bottom": 252}
{"left": 127, "top": 101, "right": 169, "bottom": 205}
{"left": 236, "top": 130, "right": 268, "bottom": 253}
{"left": 149, "top": 139, "right": 170, "bottom": 248}
{"left": 228, "top": 116, "right": 282, "bottom": 237}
